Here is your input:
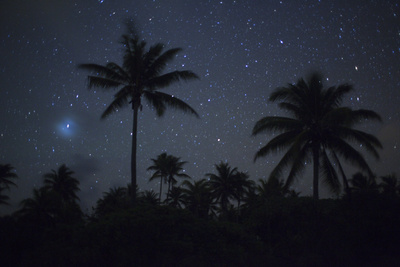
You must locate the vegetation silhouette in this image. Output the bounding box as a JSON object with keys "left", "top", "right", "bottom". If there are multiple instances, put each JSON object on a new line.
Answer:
{"left": 79, "top": 21, "right": 199, "bottom": 202}
{"left": 0, "top": 159, "right": 399, "bottom": 266}
{"left": 147, "top": 152, "right": 190, "bottom": 203}
{"left": 0, "top": 164, "right": 18, "bottom": 205}
{"left": 0, "top": 16, "right": 396, "bottom": 263}
{"left": 206, "top": 162, "right": 239, "bottom": 216}
{"left": 252, "top": 72, "right": 382, "bottom": 199}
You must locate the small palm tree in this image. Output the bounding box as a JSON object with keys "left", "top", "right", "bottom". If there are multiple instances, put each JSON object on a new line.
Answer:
{"left": 181, "top": 179, "right": 216, "bottom": 219}
{"left": 257, "top": 177, "right": 289, "bottom": 200}
{"left": 349, "top": 172, "right": 379, "bottom": 196}
{"left": 148, "top": 153, "right": 169, "bottom": 203}
{"left": 137, "top": 190, "right": 159, "bottom": 206}
{"left": 17, "top": 187, "right": 62, "bottom": 226}
{"left": 379, "top": 173, "right": 400, "bottom": 197}
{"left": 206, "top": 162, "right": 238, "bottom": 214}
{"left": 234, "top": 171, "right": 255, "bottom": 209}
{"left": 43, "top": 164, "right": 80, "bottom": 203}
{"left": 95, "top": 187, "right": 130, "bottom": 217}
{"left": 147, "top": 153, "right": 190, "bottom": 203}
{"left": 79, "top": 22, "right": 199, "bottom": 202}
{"left": 165, "top": 186, "right": 185, "bottom": 208}
{"left": 253, "top": 72, "right": 382, "bottom": 199}
{"left": 0, "top": 187, "right": 10, "bottom": 206}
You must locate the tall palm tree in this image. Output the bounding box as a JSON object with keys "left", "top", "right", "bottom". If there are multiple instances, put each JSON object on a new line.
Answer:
{"left": 43, "top": 164, "right": 80, "bottom": 203}
{"left": 79, "top": 23, "right": 199, "bottom": 202}
{"left": 252, "top": 72, "right": 382, "bottom": 199}
{"left": 206, "top": 162, "right": 238, "bottom": 214}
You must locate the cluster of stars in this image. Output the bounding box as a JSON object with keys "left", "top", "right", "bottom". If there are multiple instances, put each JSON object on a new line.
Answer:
{"left": 0, "top": 0, "right": 399, "bottom": 210}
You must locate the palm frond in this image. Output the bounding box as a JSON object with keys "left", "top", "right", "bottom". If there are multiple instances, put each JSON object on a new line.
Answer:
{"left": 144, "top": 91, "right": 199, "bottom": 118}
{"left": 252, "top": 116, "right": 303, "bottom": 136}
{"left": 333, "top": 127, "right": 382, "bottom": 159}
{"left": 85, "top": 76, "right": 124, "bottom": 90}
{"left": 320, "top": 149, "right": 341, "bottom": 194}
{"left": 329, "top": 137, "right": 373, "bottom": 176}
{"left": 284, "top": 142, "right": 311, "bottom": 189}
{"left": 253, "top": 130, "right": 306, "bottom": 161}
{"left": 147, "top": 70, "right": 199, "bottom": 90}
{"left": 101, "top": 93, "right": 130, "bottom": 119}
{"left": 149, "top": 47, "right": 183, "bottom": 77}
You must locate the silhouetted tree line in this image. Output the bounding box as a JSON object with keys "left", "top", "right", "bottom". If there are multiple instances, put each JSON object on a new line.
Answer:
{"left": 1, "top": 160, "right": 400, "bottom": 266}
{"left": 1, "top": 21, "right": 398, "bottom": 266}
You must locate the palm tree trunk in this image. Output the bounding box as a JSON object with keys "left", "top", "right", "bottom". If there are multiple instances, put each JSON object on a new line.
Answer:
{"left": 131, "top": 104, "right": 139, "bottom": 203}
{"left": 313, "top": 144, "right": 319, "bottom": 200}
{"left": 159, "top": 177, "right": 163, "bottom": 203}
{"left": 166, "top": 176, "right": 172, "bottom": 201}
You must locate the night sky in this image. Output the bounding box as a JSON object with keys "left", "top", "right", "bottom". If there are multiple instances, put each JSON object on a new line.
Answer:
{"left": 1, "top": 0, "right": 399, "bottom": 212}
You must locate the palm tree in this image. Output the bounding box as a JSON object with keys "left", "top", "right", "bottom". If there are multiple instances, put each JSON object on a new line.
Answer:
{"left": 137, "top": 190, "right": 159, "bottom": 206}
{"left": 181, "top": 179, "right": 216, "bottom": 219}
{"left": 257, "top": 177, "right": 289, "bottom": 200}
{"left": 95, "top": 187, "right": 130, "bottom": 217}
{"left": 164, "top": 155, "right": 190, "bottom": 200}
{"left": 234, "top": 171, "right": 255, "bottom": 210}
{"left": 0, "top": 164, "right": 18, "bottom": 190}
{"left": 379, "top": 173, "right": 400, "bottom": 197}
{"left": 349, "top": 172, "right": 379, "bottom": 196}
{"left": 79, "top": 22, "right": 199, "bottom": 202}
{"left": 252, "top": 72, "right": 382, "bottom": 199}
{"left": 43, "top": 164, "right": 80, "bottom": 203}
{"left": 165, "top": 186, "right": 185, "bottom": 208}
{"left": 147, "top": 153, "right": 190, "bottom": 203}
{"left": 206, "top": 162, "right": 238, "bottom": 214}
{"left": 148, "top": 153, "right": 169, "bottom": 203}
{"left": 17, "top": 187, "right": 62, "bottom": 226}
{"left": 0, "top": 187, "right": 10, "bottom": 206}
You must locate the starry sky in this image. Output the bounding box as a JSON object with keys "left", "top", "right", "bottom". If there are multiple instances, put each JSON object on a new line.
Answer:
{"left": 1, "top": 0, "right": 399, "bottom": 212}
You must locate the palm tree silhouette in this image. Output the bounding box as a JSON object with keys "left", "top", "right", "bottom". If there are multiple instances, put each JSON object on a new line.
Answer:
{"left": 0, "top": 164, "right": 18, "bottom": 206}
{"left": 252, "top": 72, "right": 382, "bottom": 199}
{"left": 147, "top": 153, "right": 190, "bottom": 203}
{"left": 137, "top": 190, "right": 159, "bottom": 205}
{"left": 379, "top": 173, "right": 400, "bottom": 197}
{"left": 148, "top": 153, "right": 168, "bottom": 203}
{"left": 349, "top": 172, "right": 379, "bottom": 195}
{"left": 0, "top": 164, "right": 18, "bottom": 189}
{"left": 17, "top": 187, "right": 62, "bottom": 226}
{"left": 95, "top": 186, "right": 130, "bottom": 217}
{"left": 165, "top": 186, "right": 185, "bottom": 208}
{"left": 43, "top": 164, "right": 80, "bottom": 203}
{"left": 206, "top": 162, "right": 238, "bottom": 214}
{"left": 0, "top": 188, "right": 10, "bottom": 206}
{"left": 257, "top": 177, "right": 288, "bottom": 200}
{"left": 79, "top": 22, "right": 199, "bottom": 202}
{"left": 234, "top": 171, "right": 255, "bottom": 210}
{"left": 181, "top": 179, "right": 216, "bottom": 219}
